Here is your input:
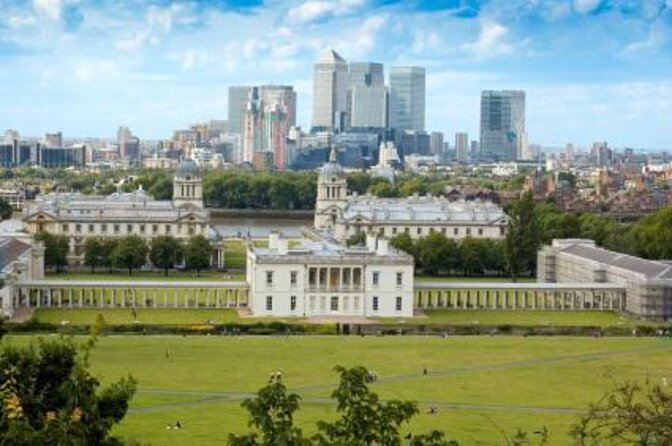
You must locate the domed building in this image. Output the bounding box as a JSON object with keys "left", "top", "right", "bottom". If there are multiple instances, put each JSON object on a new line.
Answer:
{"left": 314, "top": 148, "right": 509, "bottom": 242}
{"left": 22, "top": 160, "right": 224, "bottom": 268}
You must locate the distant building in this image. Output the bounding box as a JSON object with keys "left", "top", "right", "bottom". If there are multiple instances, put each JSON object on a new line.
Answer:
{"left": 228, "top": 86, "right": 252, "bottom": 136}
{"left": 389, "top": 66, "right": 425, "bottom": 132}
{"left": 117, "top": 126, "right": 140, "bottom": 163}
{"left": 455, "top": 132, "right": 469, "bottom": 162}
{"left": 22, "top": 160, "right": 224, "bottom": 268}
{"left": 312, "top": 50, "right": 349, "bottom": 131}
{"left": 0, "top": 183, "right": 25, "bottom": 210}
{"left": 592, "top": 142, "right": 612, "bottom": 167}
{"left": 0, "top": 139, "right": 33, "bottom": 167}
{"left": 314, "top": 149, "right": 508, "bottom": 240}
{"left": 348, "top": 62, "right": 388, "bottom": 129}
{"left": 0, "top": 236, "right": 45, "bottom": 316}
{"left": 429, "top": 132, "right": 444, "bottom": 155}
{"left": 43, "top": 132, "right": 63, "bottom": 148}
{"left": 538, "top": 239, "right": 672, "bottom": 320}
{"left": 37, "top": 145, "right": 86, "bottom": 168}
{"left": 480, "top": 90, "right": 526, "bottom": 161}
{"left": 246, "top": 231, "right": 414, "bottom": 317}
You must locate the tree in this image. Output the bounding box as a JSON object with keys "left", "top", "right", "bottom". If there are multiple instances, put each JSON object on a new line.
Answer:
{"left": 0, "top": 337, "right": 136, "bottom": 445}
{"left": 149, "top": 236, "right": 183, "bottom": 276}
{"left": 185, "top": 235, "right": 211, "bottom": 276}
{"left": 0, "top": 198, "right": 11, "bottom": 221}
{"left": 346, "top": 232, "right": 367, "bottom": 247}
{"left": 100, "top": 238, "right": 119, "bottom": 273}
{"left": 504, "top": 191, "right": 539, "bottom": 281}
{"left": 113, "top": 235, "right": 148, "bottom": 275}
{"left": 228, "top": 377, "right": 310, "bottom": 446}
{"left": 390, "top": 233, "right": 416, "bottom": 259}
{"left": 369, "top": 181, "right": 398, "bottom": 198}
{"left": 83, "top": 237, "right": 106, "bottom": 273}
{"left": 148, "top": 176, "right": 173, "bottom": 200}
{"left": 415, "top": 233, "right": 456, "bottom": 276}
{"left": 570, "top": 380, "right": 672, "bottom": 445}
{"left": 34, "top": 233, "right": 69, "bottom": 273}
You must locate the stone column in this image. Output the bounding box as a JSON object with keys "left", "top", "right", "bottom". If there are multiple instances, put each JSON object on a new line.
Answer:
{"left": 58, "top": 290, "right": 63, "bottom": 307}
{"left": 226, "top": 289, "right": 231, "bottom": 307}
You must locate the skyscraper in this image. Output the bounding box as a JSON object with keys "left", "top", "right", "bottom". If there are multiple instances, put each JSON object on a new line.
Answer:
{"left": 228, "top": 86, "right": 252, "bottom": 136}
{"left": 480, "top": 90, "right": 526, "bottom": 161}
{"left": 348, "top": 62, "right": 387, "bottom": 129}
{"left": 117, "top": 126, "right": 140, "bottom": 163}
{"left": 389, "top": 66, "right": 425, "bottom": 132}
{"left": 312, "top": 50, "right": 348, "bottom": 131}
{"left": 455, "top": 132, "right": 469, "bottom": 162}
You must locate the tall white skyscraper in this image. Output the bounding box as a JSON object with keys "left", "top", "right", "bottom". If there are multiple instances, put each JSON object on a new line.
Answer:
{"left": 480, "top": 90, "right": 526, "bottom": 161}
{"left": 228, "top": 86, "right": 252, "bottom": 136}
{"left": 389, "top": 66, "right": 426, "bottom": 132}
{"left": 348, "top": 62, "right": 387, "bottom": 129}
{"left": 455, "top": 132, "right": 469, "bottom": 162}
{"left": 312, "top": 50, "right": 348, "bottom": 131}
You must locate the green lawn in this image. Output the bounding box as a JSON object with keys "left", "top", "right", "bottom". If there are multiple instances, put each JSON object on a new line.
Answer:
{"left": 402, "top": 310, "right": 644, "bottom": 327}
{"left": 4, "top": 335, "right": 670, "bottom": 445}
{"left": 224, "top": 239, "right": 268, "bottom": 270}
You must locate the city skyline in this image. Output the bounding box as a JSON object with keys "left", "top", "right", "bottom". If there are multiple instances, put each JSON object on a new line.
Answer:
{"left": 0, "top": 0, "right": 671, "bottom": 148}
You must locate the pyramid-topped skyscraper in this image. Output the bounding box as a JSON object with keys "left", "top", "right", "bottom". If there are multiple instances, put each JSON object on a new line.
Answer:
{"left": 312, "top": 49, "right": 348, "bottom": 132}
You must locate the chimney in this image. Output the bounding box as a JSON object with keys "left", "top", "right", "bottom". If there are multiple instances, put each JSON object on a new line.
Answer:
{"left": 269, "top": 231, "right": 280, "bottom": 250}
{"left": 377, "top": 238, "right": 389, "bottom": 256}
{"left": 366, "top": 232, "right": 377, "bottom": 252}
{"left": 278, "top": 238, "right": 289, "bottom": 255}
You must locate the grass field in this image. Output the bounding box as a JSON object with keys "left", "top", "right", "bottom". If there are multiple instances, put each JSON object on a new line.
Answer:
{"left": 4, "top": 335, "right": 671, "bottom": 445}
{"left": 409, "top": 310, "right": 643, "bottom": 327}
{"left": 46, "top": 271, "right": 246, "bottom": 281}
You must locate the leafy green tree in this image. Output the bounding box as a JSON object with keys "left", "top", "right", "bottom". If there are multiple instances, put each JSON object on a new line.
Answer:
{"left": 0, "top": 198, "right": 12, "bottom": 220}
{"left": 504, "top": 191, "right": 539, "bottom": 281}
{"left": 148, "top": 176, "right": 173, "bottom": 200}
{"left": 185, "top": 235, "right": 212, "bottom": 276}
{"left": 570, "top": 380, "right": 672, "bottom": 445}
{"left": 415, "top": 233, "right": 456, "bottom": 276}
{"left": 100, "top": 238, "right": 119, "bottom": 273}
{"left": 34, "top": 233, "right": 69, "bottom": 273}
{"left": 390, "top": 233, "right": 416, "bottom": 259}
{"left": 346, "top": 232, "right": 367, "bottom": 247}
{"left": 112, "top": 235, "right": 148, "bottom": 275}
{"left": 0, "top": 337, "right": 136, "bottom": 445}
{"left": 149, "top": 236, "right": 183, "bottom": 276}
{"left": 346, "top": 172, "right": 372, "bottom": 195}
{"left": 629, "top": 207, "right": 672, "bottom": 259}
{"left": 577, "top": 213, "right": 620, "bottom": 247}
{"left": 369, "top": 181, "right": 398, "bottom": 198}
{"left": 228, "top": 377, "right": 310, "bottom": 446}
{"left": 83, "top": 237, "right": 106, "bottom": 273}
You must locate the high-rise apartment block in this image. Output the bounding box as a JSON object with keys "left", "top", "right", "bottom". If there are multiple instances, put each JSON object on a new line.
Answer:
{"left": 43, "top": 132, "right": 63, "bottom": 148}
{"left": 117, "top": 126, "right": 140, "bottom": 163}
{"left": 455, "top": 132, "right": 469, "bottom": 162}
{"left": 312, "top": 50, "right": 348, "bottom": 132}
{"left": 480, "top": 90, "right": 526, "bottom": 161}
{"left": 389, "top": 67, "right": 426, "bottom": 132}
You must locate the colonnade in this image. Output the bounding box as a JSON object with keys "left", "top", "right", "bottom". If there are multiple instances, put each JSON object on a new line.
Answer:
{"left": 414, "top": 287, "right": 626, "bottom": 311}
{"left": 12, "top": 285, "right": 249, "bottom": 309}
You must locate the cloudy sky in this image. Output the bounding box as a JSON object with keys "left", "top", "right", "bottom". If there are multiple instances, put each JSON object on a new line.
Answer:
{"left": 1, "top": 0, "right": 671, "bottom": 148}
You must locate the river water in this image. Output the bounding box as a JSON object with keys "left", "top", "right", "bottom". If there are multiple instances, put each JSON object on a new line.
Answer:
{"left": 212, "top": 216, "right": 313, "bottom": 238}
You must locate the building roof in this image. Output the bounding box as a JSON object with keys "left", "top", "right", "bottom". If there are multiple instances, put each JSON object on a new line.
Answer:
{"left": 320, "top": 148, "right": 344, "bottom": 179}
{"left": 316, "top": 49, "right": 346, "bottom": 65}
{"left": 0, "top": 237, "right": 30, "bottom": 272}
{"left": 342, "top": 196, "right": 507, "bottom": 225}
{"left": 175, "top": 159, "right": 201, "bottom": 178}
{"left": 560, "top": 242, "right": 672, "bottom": 280}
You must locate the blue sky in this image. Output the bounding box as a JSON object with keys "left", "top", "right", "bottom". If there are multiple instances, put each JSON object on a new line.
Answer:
{"left": 1, "top": 0, "right": 671, "bottom": 148}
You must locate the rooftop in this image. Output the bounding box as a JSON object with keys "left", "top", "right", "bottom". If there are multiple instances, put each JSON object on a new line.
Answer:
{"left": 0, "top": 237, "right": 30, "bottom": 272}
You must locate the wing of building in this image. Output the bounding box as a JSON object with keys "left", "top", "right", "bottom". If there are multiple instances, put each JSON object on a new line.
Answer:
{"left": 314, "top": 148, "right": 508, "bottom": 240}
{"left": 538, "top": 239, "right": 672, "bottom": 319}
{"left": 22, "top": 160, "right": 224, "bottom": 268}
{"left": 247, "top": 230, "right": 414, "bottom": 317}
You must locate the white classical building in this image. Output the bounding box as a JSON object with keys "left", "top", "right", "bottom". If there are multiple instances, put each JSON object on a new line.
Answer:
{"left": 22, "top": 160, "right": 224, "bottom": 268}
{"left": 247, "top": 231, "right": 414, "bottom": 317}
{"left": 0, "top": 235, "right": 44, "bottom": 316}
{"left": 315, "top": 149, "right": 508, "bottom": 240}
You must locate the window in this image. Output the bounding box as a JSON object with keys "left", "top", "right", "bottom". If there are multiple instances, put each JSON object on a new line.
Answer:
{"left": 165, "top": 225, "right": 171, "bottom": 233}
{"left": 114, "top": 224, "right": 120, "bottom": 233}
{"left": 429, "top": 228, "right": 435, "bottom": 234}
{"left": 320, "top": 296, "right": 326, "bottom": 311}
{"left": 500, "top": 226, "right": 506, "bottom": 236}
{"left": 441, "top": 228, "right": 446, "bottom": 235}
{"left": 404, "top": 227, "right": 410, "bottom": 234}
{"left": 392, "top": 227, "right": 398, "bottom": 235}
{"left": 88, "top": 224, "right": 94, "bottom": 233}
{"left": 140, "top": 225, "right": 145, "bottom": 233}
{"left": 127, "top": 224, "right": 132, "bottom": 233}
{"left": 290, "top": 296, "right": 297, "bottom": 311}
{"left": 62, "top": 224, "right": 69, "bottom": 232}
{"left": 354, "top": 296, "right": 360, "bottom": 310}
{"left": 454, "top": 228, "right": 459, "bottom": 235}
{"left": 478, "top": 228, "right": 483, "bottom": 236}
{"left": 266, "top": 296, "right": 273, "bottom": 311}
{"left": 152, "top": 225, "right": 158, "bottom": 234}
{"left": 188, "top": 226, "right": 195, "bottom": 235}
{"left": 331, "top": 296, "right": 339, "bottom": 311}
{"left": 417, "top": 227, "right": 422, "bottom": 235}
{"left": 396, "top": 272, "right": 403, "bottom": 286}
{"left": 396, "top": 297, "right": 402, "bottom": 311}
{"left": 290, "top": 271, "right": 298, "bottom": 285}
{"left": 266, "top": 271, "right": 273, "bottom": 285}
{"left": 372, "top": 296, "right": 379, "bottom": 311}
{"left": 75, "top": 224, "right": 81, "bottom": 233}
{"left": 372, "top": 272, "right": 379, "bottom": 286}
{"left": 101, "top": 224, "right": 107, "bottom": 233}
{"left": 343, "top": 296, "right": 349, "bottom": 311}
{"left": 309, "top": 296, "right": 316, "bottom": 311}
{"left": 466, "top": 228, "right": 471, "bottom": 236}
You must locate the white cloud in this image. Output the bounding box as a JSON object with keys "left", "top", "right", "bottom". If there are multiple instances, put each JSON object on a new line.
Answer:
{"left": 8, "top": 15, "right": 38, "bottom": 28}
{"left": 287, "top": 0, "right": 365, "bottom": 25}
{"left": 572, "top": 0, "right": 602, "bottom": 14}
{"left": 466, "top": 20, "right": 512, "bottom": 57}
{"left": 33, "top": 0, "right": 62, "bottom": 21}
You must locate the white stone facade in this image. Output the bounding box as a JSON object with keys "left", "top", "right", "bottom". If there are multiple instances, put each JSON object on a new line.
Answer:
{"left": 247, "top": 232, "right": 414, "bottom": 318}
